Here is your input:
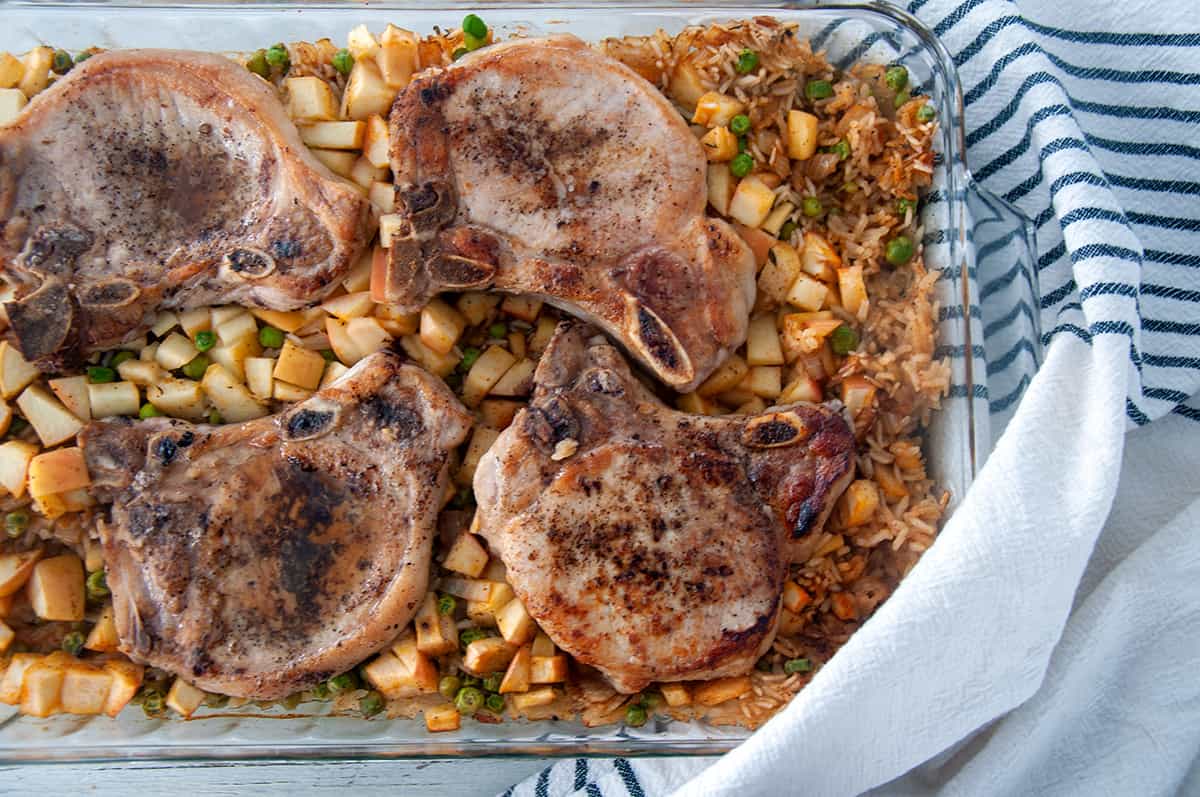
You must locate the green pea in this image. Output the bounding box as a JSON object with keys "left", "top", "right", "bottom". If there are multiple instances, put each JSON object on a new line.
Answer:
{"left": 485, "top": 693, "right": 505, "bottom": 713}
{"left": 5, "top": 511, "right": 28, "bottom": 538}
{"left": 916, "top": 103, "right": 936, "bottom": 122}
{"left": 437, "top": 594, "right": 457, "bottom": 616}
{"left": 735, "top": 49, "right": 759, "bottom": 74}
{"left": 896, "top": 198, "right": 917, "bottom": 215}
{"left": 321, "top": 349, "right": 336, "bottom": 362}
{"left": 625, "top": 704, "right": 648, "bottom": 727}
{"left": 802, "top": 197, "right": 823, "bottom": 217}
{"left": 110, "top": 350, "right": 135, "bottom": 367}
{"left": 885, "top": 235, "right": 915, "bottom": 266}
{"left": 51, "top": 49, "right": 73, "bottom": 74}
{"left": 138, "top": 403, "right": 162, "bottom": 420}
{"left": 207, "top": 409, "right": 223, "bottom": 425}
{"left": 728, "top": 114, "right": 751, "bottom": 136}
{"left": 310, "top": 681, "right": 331, "bottom": 700}
{"left": 805, "top": 79, "right": 834, "bottom": 101}
{"left": 61, "top": 630, "right": 85, "bottom": 656}
{"left": 452, "top": 47, "right": 469, "bottom": 61}
{"left": 332, "top": 48, "right": 354, "bottom": 76}
{"left": 481, "top": 673, "right": 502, "bottom": 693}
{"left": 87, "top": 366, "right": 116, "bottom": 384}
{"left": 265, "top": 43, "right": 290, "bottom": 72}
{"left": 885, "top": 65, "right": 908, "bottom": 92}
{"left": 459, "top": 628, "right": 488, "bottom": 648}
{"left": 488, "top": 322, "right": 508, "bottom": 339}
{"left": 730, "top": 152, "right": 754, "bottom": 178}
{"left": 86, "top": 569, "right": 110, "bottom": 600}
{"left": 894, "top": 89, "right": 911, "bottom": 107}
{"left": 454, "top": 685, "right": 484, "bottom": 714}
{"left": 258, "top": 326, "right": 285, "bottom": 348}
{"left": 181, "top": 355, "right": 209, "bottom": 381}
{"left": 438, "top": 675, "right": 462, "bottom": 700}
{"left": 459, "top": 347, "right": 482, "bottom": 371}
{"left": 778, "top": 221, "right": 798, "bottom": 241}
{"left": 327, "top": 672, "right": 359, "bottom": 695}
{"left": 461, "top": 674, "right": 481, "bottom": 688}
{"left": 784, "top": 657, "right": 813, "bottom": 674}
{"left": 832, "top": 139, "right": 851, "bottom": 160}
{"left": 462, "top": 13, "right": 488, "bottom": 40}
{"left": 141, "top": 689, "right": 166, "bottom": 717}
{"left": 194, "top": 330, "right": 217, "bottom": 352}
{"left": 830, "top": 325, "right": 859, "bottom": 355}
{"left": 360, "top": 690, "right": 385, "bottom": 717}
{"left": 246, "top": 49, "right": 270, "bottom": 78}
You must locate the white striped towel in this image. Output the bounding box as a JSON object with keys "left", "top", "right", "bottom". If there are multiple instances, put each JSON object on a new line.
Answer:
{"left": 503, "top": 0, "right": 1200, "bottom": 794}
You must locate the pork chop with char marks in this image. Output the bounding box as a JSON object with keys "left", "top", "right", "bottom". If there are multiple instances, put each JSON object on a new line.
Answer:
{"left": 0, "top": 49, "right": 373, "bottom": 370}
{"left": 80, "top": 352, "right": 472, "bottom": 699}
{"left": 376, "top": 35, "right": 756, "bottom": 393}
{"left": 473, "top": 323, "right": 855, "bottom": 693}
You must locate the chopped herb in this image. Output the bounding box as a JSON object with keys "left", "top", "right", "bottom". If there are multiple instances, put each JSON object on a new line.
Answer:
{"left": 61, "top": 631, "right": 85, "bottom": 656}
{"left": 110, "top": 350, "right": 135, "bottom": 367}
{"left": 438, "top": 675, "right": 462, "bottom": 700}
{"left": 258, "top": 326, "right": 285, "bottom": 349}
{"left": 326, "top": 672, "right": 359, "bottom": 694}
{"left": 784, "top": 657, "right": 813, "bottom": 674}
{"left": 310, "top": 682, "right": 331, "bottom": 700}
{"left": 459, "top": 628, "right": 489, "bottom": 648}
{"left": 74, "top": 51, "right": 93, "bottom": 65}
{"left": 885, "top": 65, "right": 908, "bottom": 92}
{"left": 86, "top": 366, "right": 116, "bottom": 384}
{"left": 5, "top": 511, "right": 28, "bottom": 538}
{"left": 360, "top": 690, "right": 385, "bottom": 717}
{"left": 138, "top": 403, "right": 162, "bottom": 420}
{"left": 86, "top": 569, "right": 110, "bottom": 600}
{"left": 246, "top": 49, "right": 270, "bottom": 78}
{"left": 735, "top": 49, "right": 759, "bottom": 74}
{"left": 916, "top": 103, "right": 936, "bottom": 122}
{"left": 141, "top": 689, "right": 165, "bottom": 717}
{"left": 730, "top": 152, "right": 754, "bottom": 178}
{"left": 896, "top": 198, "right": 917, "bottom": 215}
{"left": 452, "top": 47, "right": 469, "bottom": 61}
{"left": 462, "top": 14, "right": 489, "bottom": 40}
{"left": 265, "top": 43, "right": 290, "bottom": 72}
{"left": 207, "top": 409, "right": 223, "bottom": 425}
{"left": 805, "top": 79, "right": 834, "bottom": 100}
{"left": 481, "top": 673, "right": 502, "bottom": 693}
{"left": 332, "top": 48, "right": 354, "bottom": 76}
{"left": 454, "top": 685, "right": 484, "bottom": 714}
{"left": 437, "top": 593, "right": 457, "bottom": 616}
{"left": 830, "top": 325, "right": 859, "bottom": 355}
{"left": 321, "top": 348, "right": 336, "bottom": 362}
{"left": 894, "top": 89, "right": 911, "bottom": 107}
{"left": 194, "top": 330, "right": 217, "bottom": 352}
{"left": 832, "top": 139, "right": 851, "bottom": 160}
{"left": 485, "top": 693, "right": 505, "bottom": 713}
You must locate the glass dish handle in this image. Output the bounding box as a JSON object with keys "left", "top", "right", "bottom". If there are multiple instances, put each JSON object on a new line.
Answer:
{"left": 964, "top": 176, "right": 1041, "bottom": 437}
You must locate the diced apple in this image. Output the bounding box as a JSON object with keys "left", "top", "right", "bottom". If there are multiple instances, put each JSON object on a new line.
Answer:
{"left": 676, "top": 391, "right": 721, "bottom": 416}
{"left": 780, "top": 373, "right": 823, "bottom": 404}
{"left": 0, "top": 52, "right": 24, "bottom": 90}
{"left": 0, "top": 652, "right": 39, "bottom": 704}
{"left": 179, "top": 307, "right": 212, "bottom": 338}
{"left": 150, "top": 310, "right": 179, "bottom": 337}
{"left": 457, "top": 426, "right": 499, "bottom": 486}
{"left": 529, "top": 317, "right": 557, "bottom": 354}
{"left": 27, "top": 553, "right": 84, "bottom": 621}
{"left": 495, "top": 597, "right": 536, "bottom": 646}
{"left": 298, "top": 120, "right": 365, "bottom": 150}
{"left": 511, "top": 686, "right": 557, "bottom": 712}
{"left": 729, "top": 176, "right": 777, "bottom": 228}
{"left": 87, "top": 381, "right": 140, "bottom": 418}
{"left": 462, "top": 636, "right": 516, "bottom": 675}
{"left": 419, "top": 299, "right": 466, "bottom": 356}
{"left": 443, "top": 532, "right": 488, "bottom": 577}
{"left": 761, "top": 201, "right": 795, "bottom": 237}
{"left": 349, "top": 156, "right": 388, "bottom": 190}
{"left": 215, "top": 311, "right": 258, "bottom": 348}
{"left": 530, "top": 632, "right": 555, "bottom": 658}
{"left": 499, "top": 644, "right": 532, "bottom": 694}
{"left": 0, "top": 548, "right": 41, "bottom": 597}
{"left": 499, "top": 295, "right": 543, "bottom": 323}
{"left": 786, "top": 110, "right": 820, "bottom": 160}
{"left": 425, "top": 704, "right": 461, "bottom": 732}
{"left": 155, "top": 332, "right": 198, "bottom": 370}
{"left": 0, "top": 619, "right": 11, "bottom": 652}
{"left": 378, "top": 24, "right": 419, "bottom": 88}
{"left": 20, "top": 651, "right": 68, "bottom": 717}
{"left": 801, "top": 231, "right": 842, "bottom": 280}
{"left": 85, "top": 603, "right": 120, "bottom": 652}
{"left": 16, "top": 385, "right": 82, "bottom": 446}
{"left": 660, "top": 682, "right": 692, "bottom": 707}
{"left": 116, "top": 359, "right": 164, "bottom": 387}
{"left": 530, "top": 655, "right": 567, "bottom": 684}
{"left": 361, "top": 113, "right": 391, "bottom": 168}
{"left": 165, "top": 677, "right": 207, "bottom": 717}
{"left": 441, "top": 577, "right": 508, "bottom": 604}
{"left": 669, "top": 60, "right": 707, "bottom": 111}
{"left": 0, "top": 341, "right": 38, "bottom": 398}
{"left": 415, "top": 593, "right": 459, "bottom": 656}
{"left": 478, "top": 399, "right": 523, "bottom": 430}
{"left": 691, "top": 91, "right": 746, "bottom": 127}
{"left": 456, "top": 292, "right": 501, "bottom": 326}
{"left": 201, "top": 364, "right": 267, "bottom": 423}
{"left": 746, "top": 314, "right": 785, "bottom": 366}
{"left": 707, "top": 163, "right": 735, "bottom": 216}
{"left": 18, "top": 46, "right": 52, "bottom": 98}
{"left": 466, "top": 580, "right": 515, "bottom": 628}
{"left": 102, "top": 659, "right": 144, "bottom": 717}
{"left": 462, "top": 346, "right": 516, "bottom": 408}
{"left": 368, "top": 181, "right": 395, "bottom": 214}
{"left": 285, "top": 75, "right": 339, "bottom": 122}
{"left": 243, "top": 357, "right": 275, "bottom": 400}
{"left": 273, "top": 340, "right": 326, "bottom": 390}
{"left": 146, "top": 378, "right": 209, "bottom": 422}
{"left": 27, "top": 447, "right": 89, "bottom": 501}
{"left": 489, "top": 359, "right": 535, "bottom": 398}
{"left": 743, "top": 366, "right": 782, "bottom": 399}
{"left": 700, "top": 126, "right": 738, "bottom": 162}
{"left": 342, "top": 57, "right": 393, "bottom": 121}
{"left": 697, "top": 354, "right": 749, "bottom": 397}
{"left": 319, "top": 361, "right": 350, "bottom": 389}
{"left": 61, "top": 663, "right": 113, "bottom": 716}
{"left": 399, "top": 335, "right": 458, "bottom": 378}
{"left": 693, "top": 675, "right": 752, "bottom": 706}
{"left": 0, "top": 440, "right": 37, "bottom": 497}
{"left": 786, "top": 272, "right": 830, "bottom": 313}
{"left": 250, "top": 308, "right": 309, "bottom": 334}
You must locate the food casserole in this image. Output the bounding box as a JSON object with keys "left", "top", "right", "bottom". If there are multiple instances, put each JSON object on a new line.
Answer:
{"left": 0, "top": 1, "right": 1038, "bottom": 761}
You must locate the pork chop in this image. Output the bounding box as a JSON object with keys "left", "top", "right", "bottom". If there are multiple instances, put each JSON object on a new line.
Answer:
{"left": 473, "top": 323, "right": 856, "bottom": 693}
{"left": 0, "top": 49, "right": 373, "bottom": 370}
{"left": 376, "top": 35, "right": 756, "bottom": 393}
{"left": 80, "top": 351, "right": 472, "bottom": 699}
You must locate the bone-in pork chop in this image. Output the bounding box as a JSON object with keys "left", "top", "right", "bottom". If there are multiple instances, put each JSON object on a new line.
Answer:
{"left": 80, "top": 352, "right": 472, "bottom": 699}
{"left": 473, "top": 323, "right": 855, "bottom": 693}
{"left": 0, "top": 49, "right": 372, "bottom": 370}
{"left": 376, "top": 36, "right": 756, "bottom": 393}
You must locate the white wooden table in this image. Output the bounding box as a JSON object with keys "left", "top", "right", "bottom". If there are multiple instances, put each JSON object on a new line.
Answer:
{"left": 4, "top": 758, "right": 554, "bottom": 794}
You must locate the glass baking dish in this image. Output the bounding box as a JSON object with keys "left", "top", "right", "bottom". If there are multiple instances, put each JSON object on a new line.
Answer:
{"left": 0, "top": 0, "right": 1038, "bottom": 763}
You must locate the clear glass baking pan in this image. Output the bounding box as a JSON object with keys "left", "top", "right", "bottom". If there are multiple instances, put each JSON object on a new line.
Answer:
{"left": 0, "top": 0, "right": 1039, "bottom": 763}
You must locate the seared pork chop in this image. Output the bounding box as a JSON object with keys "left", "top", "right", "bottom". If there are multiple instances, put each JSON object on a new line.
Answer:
{"left": 0, "top": 49, "right": 373, "bottom": 370}
{"left": 474, "top": 323, "right": 855, "bottom": 693}
{"left": 376, "top": 36, "right": 756, "bottom": 393}
{"left": 80, "top": 352, "right": 472, "bottom": 699}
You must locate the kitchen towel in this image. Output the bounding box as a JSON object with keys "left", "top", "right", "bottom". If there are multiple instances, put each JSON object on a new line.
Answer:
{"left": 504, "top": 0, "right": 1200, "bottom": 794}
